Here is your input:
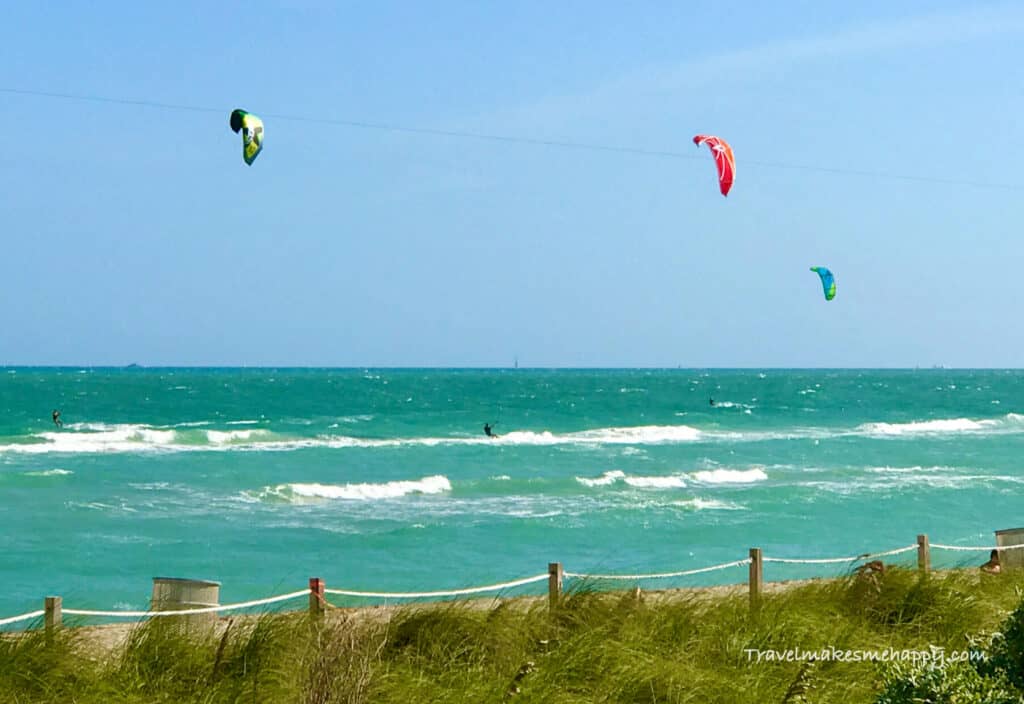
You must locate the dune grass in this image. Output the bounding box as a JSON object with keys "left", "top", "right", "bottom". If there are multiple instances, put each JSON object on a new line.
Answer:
{"left": 2, "top": 568, "right": 1023, "bottom": 703}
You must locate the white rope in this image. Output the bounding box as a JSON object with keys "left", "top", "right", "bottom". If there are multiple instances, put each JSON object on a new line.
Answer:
{"left": 564, "top": 558, "right": 751, "bottom": 581}
{"left": 763, "top": 544, "right": 918, "bottom": 565}
{"left": 324, "top": 573, "right": 548, "bottom": 599}
{"left": 62, "top": 589, "right": 309, "bottom": 618}
{"left": 0, "top": 610, "right": 45, "bottom": 627}
{"left": 932, "top": 541, "right": 1024, "bottom": 552}
{"left": 6, "top": 539, "right": 1019, "bottom": 624}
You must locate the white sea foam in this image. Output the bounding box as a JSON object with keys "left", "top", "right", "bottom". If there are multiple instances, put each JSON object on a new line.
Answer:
{"left": 623, "top": 475, "right": 688, "bottom": 488}
{"left": 672, "top": 498, "right": 746, "bottom": 511}
{"left": 23, "top": 468, "right": 73, "bottom": 476}
{"left": 9, "top": 412, "right": 1023, "bottom": 459}
{"left": 256, "top": 475, "right": 452, "bottom": 502}
{"left": 65, "top": 500, "right": 137, "bottom": 512}
{"left": 576, "top": 470, "right": 626, "bottom": 487}
{"left": 128, "top": 481, "right": 172, "bottom": 490}
{"left": 690, "top": 468, "right": 768, "bottom": 484}
{"left": 337, "top": 415, "right": 374, "bottom": 424}
{"left": 865, "top": 465, "right": 959, "bottom": 474}
{"left": 702, "top": 413, "right": 1024, "bottom": 444}
{"left": 1, "top": 425, "right": 179, "bottom": 454}
{"left": 569, "top": 425, "right": 701, "bottom": 444}
{"left": 0, "top": 423, "right": 702, "bottom": 456}
{"left": 804, "top": 473, "right": 1024, "bottom": 494}
{"left": 206, "top": 429, "right": 269, "bottom": 444}
{"left": 576, "top": 470, "right": 687, "bottom": 489}
{"left": 857, "top": 418, "right": 996, "bottom": 436}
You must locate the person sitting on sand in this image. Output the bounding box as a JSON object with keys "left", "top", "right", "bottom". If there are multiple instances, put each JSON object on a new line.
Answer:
{"left": 980, "top": 549, "right": 1001, "bottom": 575}
{"left": 52, "top": 409, "right": 62, "bottom": 427}
{"left": 855, "top": 560, "right": 885, "bottom": 577}
{"left": 854, "top": 560, "right": 886, "bottom": 591}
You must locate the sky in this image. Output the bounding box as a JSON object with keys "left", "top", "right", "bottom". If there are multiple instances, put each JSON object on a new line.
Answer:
{"left": 2, "top": 1, "right": 1023, "bottom": 367}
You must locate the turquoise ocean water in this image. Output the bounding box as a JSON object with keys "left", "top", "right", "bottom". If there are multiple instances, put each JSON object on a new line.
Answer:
{"left": 2, "top": 368, "right": 1022, "bottom": 622}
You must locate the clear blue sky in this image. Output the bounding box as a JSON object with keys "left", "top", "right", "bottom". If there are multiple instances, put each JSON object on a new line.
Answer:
{"left": 2, "top": 1, "right": 1022, "bottom": 367}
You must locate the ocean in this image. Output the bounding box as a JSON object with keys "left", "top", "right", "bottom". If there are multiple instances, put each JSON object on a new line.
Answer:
{"left": 1, "top": 368, "right": 1021, "bottom": 622}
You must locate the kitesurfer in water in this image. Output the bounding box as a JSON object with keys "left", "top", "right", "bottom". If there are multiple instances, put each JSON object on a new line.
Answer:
{"left": 483, "top": 422, "right": 496, "bottom": 438}
{"left": 709, "top": 398, "right": 715, "bottom": 407}
{"left": 52, "top": 409, "right": 62, "bottom": 427}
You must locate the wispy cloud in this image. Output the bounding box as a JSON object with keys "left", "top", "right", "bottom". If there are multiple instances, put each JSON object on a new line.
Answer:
{"left": 678, "top": 4, "right": 1024, "bottom": 77}
{"left": 467, "top": 4, "right": 1024, "bottom": 136}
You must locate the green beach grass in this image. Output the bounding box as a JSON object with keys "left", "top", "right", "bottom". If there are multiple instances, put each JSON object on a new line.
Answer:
{"left": 3, "top": 568, "right": 1024, "bottom": 703}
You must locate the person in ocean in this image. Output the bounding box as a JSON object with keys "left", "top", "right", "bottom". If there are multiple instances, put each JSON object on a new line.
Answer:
{"left": 52, "top": 409, "right": 62, "bottom": 427}
{"left": 709, "top": 398, "right": 715, "bottom": 406}
{"left": 483, "top": 422, "right": 497, "bottom": 438}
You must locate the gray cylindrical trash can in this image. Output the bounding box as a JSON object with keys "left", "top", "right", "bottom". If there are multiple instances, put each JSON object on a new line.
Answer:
{"left": 995, "top": 529, "right": 1024, "bottom": 570}
{"left": 151, "top": 577, "right": 221, "bottom": 627}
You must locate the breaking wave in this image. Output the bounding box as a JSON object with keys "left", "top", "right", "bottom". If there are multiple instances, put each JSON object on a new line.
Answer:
{"left": 576, "top": 470, "right": 687, "bottom": 489}
{"left": 671, "top": 498, "right": 747, "bottom": 511}
{"left": 4, "top": 414, "right": 1023, "bottom": 458}
{"left": 248, "top": 475, "right": 452, "bottom": 503}
{"left": 0, "top": 423, "right": 704, "bottom": 456}
{"left": 690, "top": 468, "right": 768, "bottom": 484}
{"left": 854, "top": 416, "right": 1023, "bottom": 437}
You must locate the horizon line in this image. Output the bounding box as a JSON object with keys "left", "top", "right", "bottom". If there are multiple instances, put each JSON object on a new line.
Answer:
{"left": 0, "top": 364, "right": 1002, "bottom": 371}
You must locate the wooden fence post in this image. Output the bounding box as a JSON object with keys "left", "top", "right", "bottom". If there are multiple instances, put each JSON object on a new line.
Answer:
{"left": 749, "top": 548, "right": 763, "bottom": 610}
{"left": 309, "top": 577, "right": 325, "bottom": 619}
{"left": 44, "top": 596, "right": 62, "bottom": 642}
{"left": 917, "top": 534, "right": 931, "bottom": 573}
{"left": 548, "top": 562, "right": 563, "bottom": 612}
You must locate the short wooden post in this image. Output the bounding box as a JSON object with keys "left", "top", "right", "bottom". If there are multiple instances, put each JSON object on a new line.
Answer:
{"left": 917, "top": 534, "right": 931, "bottom": 573}
{"left": 44, "top": 596, "right": 62, "bottom": 641}
{"left": 749, "top": 548, "right": 763, "bottom": 610}
{"left": 548, "top": 562, "right": 563, "bottom": 611}
{"left": 309, "top": 577, "right": 325, "bottom": 619}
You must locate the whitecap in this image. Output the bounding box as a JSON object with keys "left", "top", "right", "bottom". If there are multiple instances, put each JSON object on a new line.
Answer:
{"left": 671, "top": 497, "right": 746, "bottom": 511}
{"left": 23, "top": 468, "right": 73, "bottom": 477}
{"left": 576, "top": 470, "right": 687, "bottom": 489}
{"left": 690, "top": 468, "right": 768, "bottom": 484}
{"left": 576, "top": 470, "right": 626, "bottom": 487}
{"left": 251, "top": 475, "right": 452, "bottom": 502}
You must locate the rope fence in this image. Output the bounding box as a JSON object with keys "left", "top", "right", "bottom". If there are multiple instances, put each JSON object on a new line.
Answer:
{"left": 0, "top": 610, "right": 44, "bottom": 627}
{"left": 932, "top": 542, "right": 1024, "bottom": 552}
{"left": 61, "top": 590, "right": 310, "bottom": 618}
{"left": 5, "top": 531, "right": 1024, "bottom": 633}
{"left": 762, "top": 545, "right": 919, "bottom": 565}
{"left": 565, "top": 558, "right": 751, "bottom": 581}
{"left": 323, "top": 573, "right": 548, "bottom": 599}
